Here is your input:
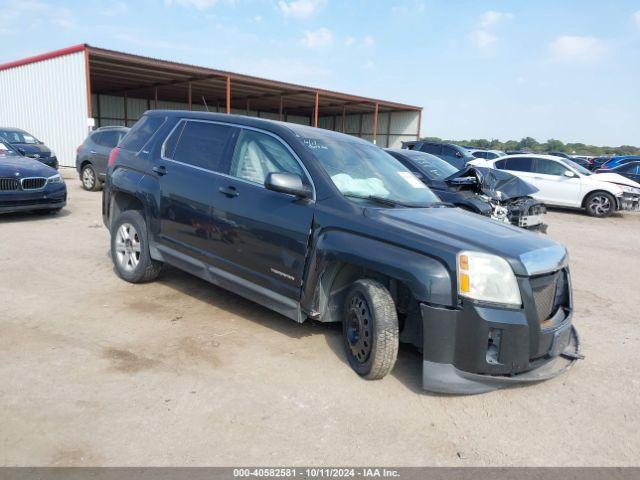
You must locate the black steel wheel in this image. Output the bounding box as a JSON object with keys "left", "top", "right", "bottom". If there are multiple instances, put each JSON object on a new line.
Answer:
{"left": 342, "top": 279, "right": 399, "bottom": 380}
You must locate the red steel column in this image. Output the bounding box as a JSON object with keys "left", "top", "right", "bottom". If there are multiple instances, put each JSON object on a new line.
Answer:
{"left": 372, "top": 102, "right": 379, "bottom": 144}
{"left": 313, "top": 91, "right": 319, "bottom": 128}
{"left": 84, "top": 48, "right": 92, "bottom": 119}
{"left": 226, "top": 75, "right": 231, "bottom": 114}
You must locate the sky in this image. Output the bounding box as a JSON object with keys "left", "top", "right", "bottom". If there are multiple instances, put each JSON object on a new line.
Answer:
{"left": 1, "top": 0, "right": 639, "bottom": 146}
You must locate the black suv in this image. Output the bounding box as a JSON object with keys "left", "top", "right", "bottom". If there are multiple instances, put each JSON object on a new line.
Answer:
{"left": 76, "top": 126, "right": 129, "bottom": 191}
{"left": 103, "top": 111, "right": 580, "bottom": 394}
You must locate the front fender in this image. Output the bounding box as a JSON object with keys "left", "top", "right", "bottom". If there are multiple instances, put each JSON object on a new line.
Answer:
{"left": 301, "top": 229, "right": 454, "bottom": 317}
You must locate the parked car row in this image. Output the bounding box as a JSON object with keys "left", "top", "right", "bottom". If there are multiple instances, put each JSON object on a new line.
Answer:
{"left": 399, "top": 139, "right": 640, "bottom": 218}
{"left": 97, "top": 110, "right": 581, "bottom": 394}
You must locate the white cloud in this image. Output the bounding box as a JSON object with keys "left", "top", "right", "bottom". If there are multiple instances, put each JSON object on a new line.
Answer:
{"left": 102, "top": 2, "right": 128, "bottom": 16}
{"left": 363, "top": 35, "right": 375, "bottom": 47}
{"left": 0, "top": 0, "right": 75, "bottom": 33}
{"left": 344, "top": 36, "right": 356, "bottom": 46}
{"left": 468, "top": 30, "right": 496, "bottom": 49}
{"left": 253, "top": 15, "right": 262, "bottom": 22}
{"left": 633, "top": 10, "right": 640, "bottom": 26}
{"left": 278, "top": 0, "right": 326, "bottom": 19}
{"left": 549, "top": 35, "right": 607, "bottom": 63}
{"left": 480, "top": 11, "right": 513, "bottom": 28}
{"left": 301, "top": 27, "right": 332, "bottom": 48}
{"left": 343, "top": 35, "right": 374, "bottom": 48}
{"left": 391, "top": 2, "right": 425, "bottom": 16}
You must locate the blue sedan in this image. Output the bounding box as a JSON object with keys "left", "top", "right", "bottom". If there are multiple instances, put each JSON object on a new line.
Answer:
{"left": 0, "top": 140, "right": 66, "bottom": 214}
{"left": 600, "top": 155, "right": 640, "bottom": 170}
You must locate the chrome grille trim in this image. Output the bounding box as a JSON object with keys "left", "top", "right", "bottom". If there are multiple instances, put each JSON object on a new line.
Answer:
{"left": 0, "top": 177, "right": 20, "bottom": 191}
{"left": 20, "top": 177, "right": 47, "bottom": 190}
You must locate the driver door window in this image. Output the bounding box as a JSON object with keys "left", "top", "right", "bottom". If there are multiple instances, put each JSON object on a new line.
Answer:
{"left": 230, "top": 129, "right": 304, "bottom": 185}
{"left": 534, "top": 159, "right": 567, "bottom": 176}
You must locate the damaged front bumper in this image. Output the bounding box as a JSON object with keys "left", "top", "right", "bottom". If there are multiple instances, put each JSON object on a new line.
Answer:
{"left": 420, "top": 299, "right": 581, "bottom": 394}
{"left": 617, "top": 193, "right": 640, "bottom": 212}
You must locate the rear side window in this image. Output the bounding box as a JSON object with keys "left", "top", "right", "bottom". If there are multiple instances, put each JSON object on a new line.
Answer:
{"left": 420, "top": 143, "right": 441, "bottom": 155}
{"left": 165, "top": 120, "right": 235, "bottom": 172}
{"left": 94, "top": 130, "right": 122, "bottom": 148}
{"left": 472, "top": 151, "right": 487, "bottom": 159}
{"left": 533, "top": 159, "right": 567, "bottom": 176}
{"left": 120, "top": 115, "right": 166, "bottom": 152}
{"left": 230, "top": 129, "right": 303, "bottom": 185}
{"left": 502, "top": 157, "right": 533, "bottom": 172}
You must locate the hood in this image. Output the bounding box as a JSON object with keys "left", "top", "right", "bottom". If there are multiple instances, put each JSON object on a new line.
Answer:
{"left": 364, "top": 206, "right": 562, "bottom": 276}
{"left": 445, "top": 166, "right": 539, "bottom": 200}
{"left": 11, "top": 143, "right": 52, "bottom": 157}
{"left": 591, "top": 172, "right": 640, "bottom": 189}
{"left": 0, "top": 155, "right": 58, "bottom": 177}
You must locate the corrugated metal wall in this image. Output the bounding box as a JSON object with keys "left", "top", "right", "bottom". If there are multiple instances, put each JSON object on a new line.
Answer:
{"left": 0, "top": 52, "right": 88, "bottom": 168}
{"left": 318, "top": 110, "right": 420, "bottom": 148}
{"left": 93, "top": 94, "right": 419, "bottom": 146}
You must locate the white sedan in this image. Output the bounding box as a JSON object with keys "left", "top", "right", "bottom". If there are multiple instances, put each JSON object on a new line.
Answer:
{"left": 470, "top": 154, "right": 640, "bottom": 217}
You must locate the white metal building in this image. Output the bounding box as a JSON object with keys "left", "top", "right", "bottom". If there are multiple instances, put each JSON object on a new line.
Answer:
{"left": 0, "top": 44, "right": 423, "bottom": 168}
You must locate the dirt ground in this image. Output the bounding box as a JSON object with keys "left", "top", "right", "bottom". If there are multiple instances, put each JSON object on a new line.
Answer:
{"left": 0, "top": 168, "right": 639, "bottom": 467}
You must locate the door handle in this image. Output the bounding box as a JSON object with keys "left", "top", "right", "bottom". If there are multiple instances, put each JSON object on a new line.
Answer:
{"left": 89, "top": 150, "right": 97, "bottom": 155}
{"left": 219, "top": 186, "right": 239, "bottom": 198}
{"left": 153, "top": 165, "right": 167, "bottom": 176}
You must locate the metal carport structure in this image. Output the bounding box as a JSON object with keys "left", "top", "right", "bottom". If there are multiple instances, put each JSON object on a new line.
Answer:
{"left": 0, "top": 44, "right": 422, "bottom": 167}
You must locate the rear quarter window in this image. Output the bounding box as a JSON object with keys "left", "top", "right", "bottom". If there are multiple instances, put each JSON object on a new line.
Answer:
{"left": 119, "top": 115, "right": 166, "bottom": 152}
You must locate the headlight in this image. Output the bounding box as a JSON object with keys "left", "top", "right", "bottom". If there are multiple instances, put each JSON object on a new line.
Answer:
{"left": 46, "top": 174, "right": 63, "bottom": 184}
{"left": 457, "top": 251, "right": 522, "bottom": 307}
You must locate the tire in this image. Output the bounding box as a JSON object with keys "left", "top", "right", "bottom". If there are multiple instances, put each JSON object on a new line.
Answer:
{"left": 585, "top": 191, "right": 615, "bottom": 218}
{"left": 81, "top": 164, "right": 101, "bottom": 191}
{"left": 110, "top": 210, "right": 162, "bottom": 283}
{"left": 342, "top": 279, "right": 399, "bottom": 380}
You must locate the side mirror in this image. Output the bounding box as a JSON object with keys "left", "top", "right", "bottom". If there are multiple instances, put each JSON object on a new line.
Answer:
{"left": 17, "top": 147, "right": 26, "bottom": 155}
{"left": 563, "top": 170, "right": 576, "bottom": 178}
{"left": 455, "top": 151, "right": 463, "bottom": 158}
{"left": 265, "top": 172, "right": 311, "bottom": 198}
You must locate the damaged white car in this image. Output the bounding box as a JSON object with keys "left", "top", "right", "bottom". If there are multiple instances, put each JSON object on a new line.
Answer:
{"left": 472, "top": 154, "right": 640, "bottom": 217}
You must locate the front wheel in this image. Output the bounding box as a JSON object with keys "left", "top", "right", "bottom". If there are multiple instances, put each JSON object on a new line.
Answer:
{"left": 342, "top": 279, "right": 399, "bottom": 380}
{"left": 110, "top": 210, "right": 162, "bottom": 283}
{"left": 585, "top": 191, "right": 615, "bottom": 217}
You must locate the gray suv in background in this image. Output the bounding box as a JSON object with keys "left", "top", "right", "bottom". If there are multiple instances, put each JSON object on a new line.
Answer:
{"left": 402, "top": 140, "right": 475, "bottom": 170}
{"left": 76, "top": 126, "right": 129, "bottom": 191}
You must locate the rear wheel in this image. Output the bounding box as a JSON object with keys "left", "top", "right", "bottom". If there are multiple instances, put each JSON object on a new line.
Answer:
{"left": 110, "top": 210, "right": 162, "bottom": 283}
{"left": 342, "top": 279, "right": 399, "bottom": 380}
{"left": 81, "top": 164, "right": 100, "bottom": 191}
{"left": 585, "top": 192, "right": 615, "bottom": 217}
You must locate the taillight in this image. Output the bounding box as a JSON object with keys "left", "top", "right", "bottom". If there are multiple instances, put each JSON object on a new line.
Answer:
{"left": 108, "top": 147, "right": 120, "bottom": 167}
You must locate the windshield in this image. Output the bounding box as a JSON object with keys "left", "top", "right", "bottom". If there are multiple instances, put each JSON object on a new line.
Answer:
{"left": 302, "top": 137, "right": 440, "bottom": 206}
{"left": 0, "top": 130, "right": 40, "bottom": 144}
{"left": 0, "top": 141, "right": 20, "bottom": 157}
{"left": 564, "top": 159, "right": 591, "bottom": 176}
{"left": 407, "top": 153, "right": 459, "bottom": 180}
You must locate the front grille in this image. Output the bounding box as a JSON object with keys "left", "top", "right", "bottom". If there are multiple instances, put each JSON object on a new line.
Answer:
{"left": 0, "top": 177, "right": 20, "bottom": 191}
{"left": 530, "top": 270, "right": 568, "bottom": 325}
{"left": 20, "top": 177, "right": 46, "bottom": 190}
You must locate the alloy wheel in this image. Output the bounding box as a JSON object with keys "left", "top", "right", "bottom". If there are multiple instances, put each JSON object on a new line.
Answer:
{"left": 82, "top": 167, "right": 95, "bottom": 189}
{"left": 114, "top": 223, "right": 141, "bottom": 272}
{"left": 588, "top": 195, "right": 611, "bottom": 216}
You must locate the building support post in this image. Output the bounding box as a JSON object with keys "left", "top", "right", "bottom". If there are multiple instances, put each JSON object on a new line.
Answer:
{"left": 342, "top": 105, "right": 346, "bottom": 133}
{"left": 124, "top": 92, "right": 128, "bottom": 126}
{"left": 416, "top": 110, "right": 422, "bottom": 140}
{"left": 226, "top": 75, "right": 231, "bottom": 114}
{"left": 84, "top": 48, "right": 92, "bottom": 120}
{"left": 386, "top": 111, "right": 392, "bottom": 147}
{"left": 372, "top": 102, "right": 379, "bottom": 145}
{"left": 279, "top": 96, "right": 283, "bottom": 121}
{"left": 154, "top": 87, "right": 158, "bottom": 109}
{"left": 188, "top": 82, "right": 192, "bottom": 111}
{"left": 246, "top": 99, "right": 250, "bottom": 115}
{"left": 313, "top": 91, "right": 319, "bottom": 128}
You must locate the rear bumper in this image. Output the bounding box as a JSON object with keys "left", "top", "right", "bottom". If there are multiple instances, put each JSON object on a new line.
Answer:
{"left": 420, "top": 301, "right": 580, "bottom": 394}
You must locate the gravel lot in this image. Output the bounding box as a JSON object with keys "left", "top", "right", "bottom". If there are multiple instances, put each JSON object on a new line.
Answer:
{"left": 1, "top": 169, "right": 639, "bottom": 466}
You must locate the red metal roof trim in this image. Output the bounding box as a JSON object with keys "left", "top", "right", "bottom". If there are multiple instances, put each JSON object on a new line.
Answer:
{"left": 0, "top": 44, "right": 87, "bottom": 72}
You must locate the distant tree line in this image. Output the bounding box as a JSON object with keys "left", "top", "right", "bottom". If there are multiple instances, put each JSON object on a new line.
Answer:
{"left": 421, "top": 136, "right": 640, "bottom": 156}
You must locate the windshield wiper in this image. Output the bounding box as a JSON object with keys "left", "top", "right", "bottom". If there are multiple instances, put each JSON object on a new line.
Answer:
{"left": 343, "top": 193, "right": 414, "bottom": 207}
